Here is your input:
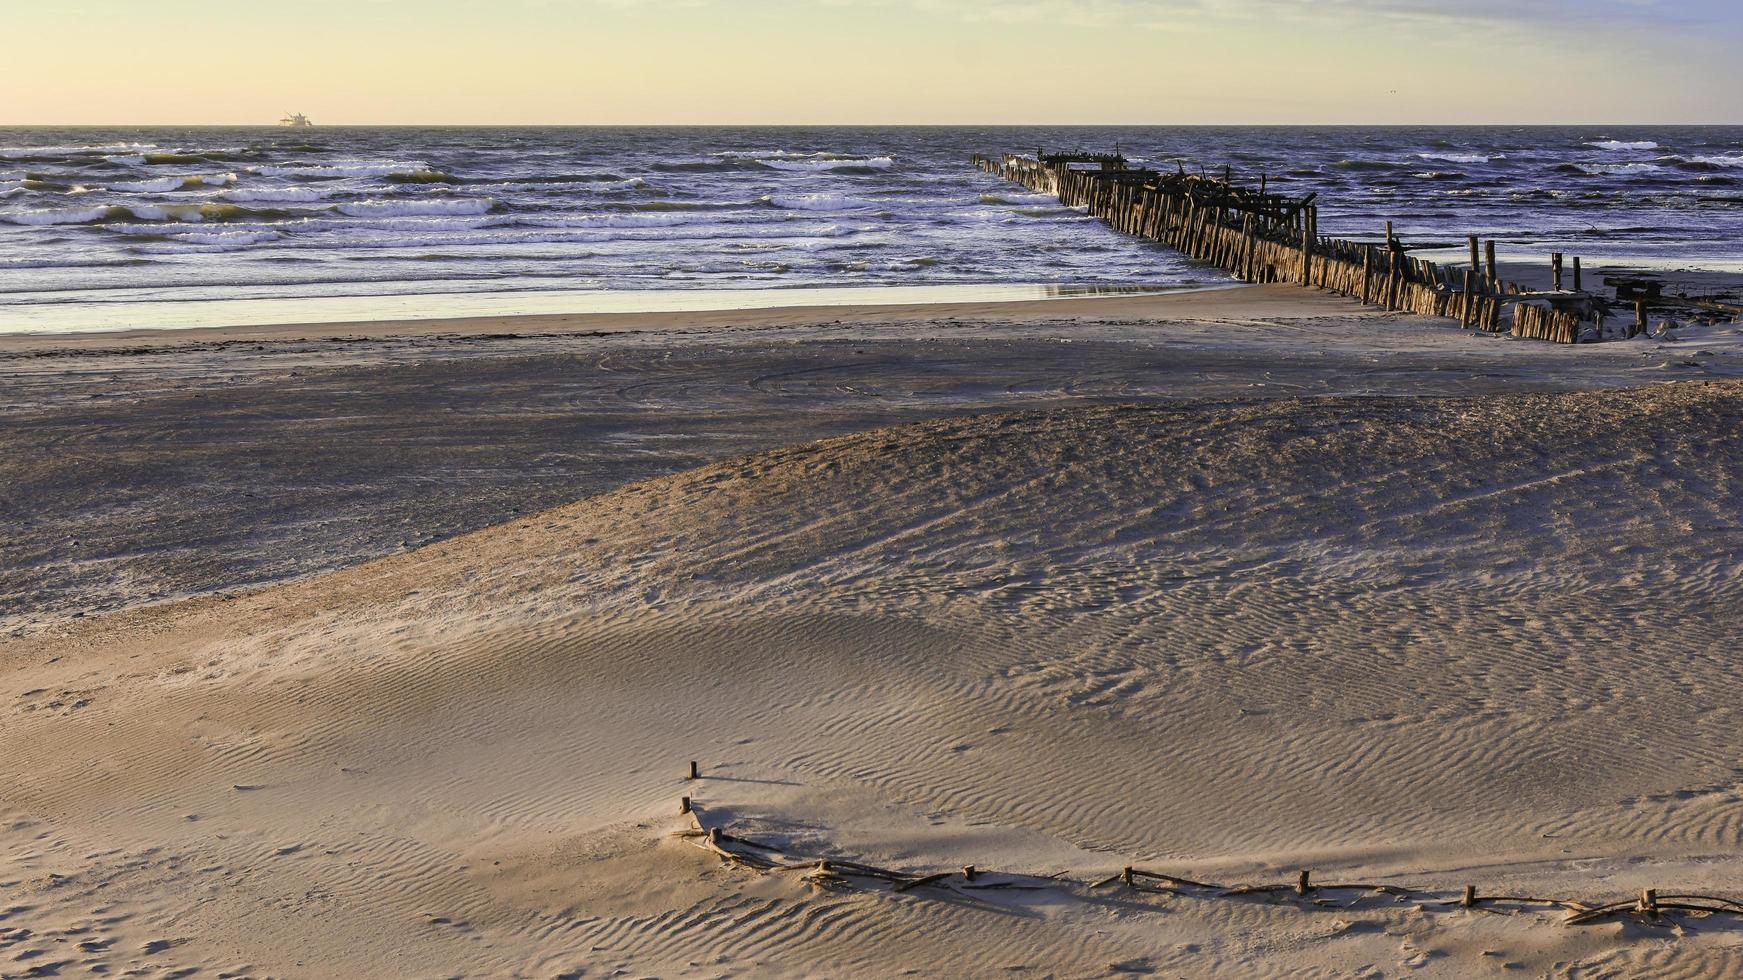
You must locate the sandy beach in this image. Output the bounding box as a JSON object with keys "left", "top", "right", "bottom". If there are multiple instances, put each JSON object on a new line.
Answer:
{"left": 6, "top": 285, "right": 1743, "bottom": 977}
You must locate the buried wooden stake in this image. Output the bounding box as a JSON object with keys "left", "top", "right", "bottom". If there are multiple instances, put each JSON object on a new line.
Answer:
{"left": 963, "top": 865, "right": 977, "bottom": 882}
{"left": 1636, "top": 299, "right": 1648, "bottom": 337}
{"left": 688, "top": 760, "right": 700, "bottom": 780}
{"left": 1552, "top": 252, "right": 1564, "bottom": 292}
{"left": 1122, "top": 866, "right": 1136, "bottom": 887}
{"left": 1639, "top": 888, "right": 1660, "bottom": 920}
{"left": 1573, "top": 256, "right": 1582, "bottom": 292}
{"left": 1298, "top": 870, "right": 1313, "bottom": 896}
{"left": 680, "top": 796, "right": 692, "bottom": 815}
{"left": 1463, "top": 885, "right": 1478, "bottom": 908}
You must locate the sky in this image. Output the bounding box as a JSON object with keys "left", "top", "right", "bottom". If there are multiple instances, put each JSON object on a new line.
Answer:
{"left": 4, "top": 0, "right": 1740, "bottom": 125}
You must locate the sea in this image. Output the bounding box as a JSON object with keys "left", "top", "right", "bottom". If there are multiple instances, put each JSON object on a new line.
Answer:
{"left": 3, "top": 125, "right": 1742, "bottom": 332}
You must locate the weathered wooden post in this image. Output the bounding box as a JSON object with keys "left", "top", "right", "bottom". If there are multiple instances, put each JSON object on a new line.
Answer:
{"left": 680, "top": 796, "right": 692, "bottom": 815}
{"left": 1635, "top": 299, "right": 1648, "bottom": 338}
{"left": 1462, "top": 270, "right": 1476, "bottom": 327}
{"left": 1485, "top": 240, "right": 1498, "bottom": 290}
{"left": 1300, "top": 207, "right": 1315, "bottom": 286}
{"left": 688, "top": 760, "right": 699, "bottom": 780}
{"left": 1296, "top": 869, "right": 1312, "bottom": 896}
{"left": 1468, "top": 235, "right": 1479, "bottom": 275}
{"left": 1361, "top": 247, "right": 1373, "bottom": 304}
{"left": 1552, "top": 252, "right": 1564, "bottom": 291}
{"left": 1573, "top": 256, "right": 1582, "bottom": 292}
{"left": 1462, "top": 885, "right": 1478, "bottom": 908}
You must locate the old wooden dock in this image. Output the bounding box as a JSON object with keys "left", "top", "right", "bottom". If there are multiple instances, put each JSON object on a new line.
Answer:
{"left": 973, "top": 150, "right": 1625, "bottom": 344}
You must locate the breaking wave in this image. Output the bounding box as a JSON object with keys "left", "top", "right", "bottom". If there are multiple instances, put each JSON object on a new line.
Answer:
{"left": 109, "top": 173, "right": 238, "bottom": 193}
{"left": 333, "top": 198, "right": 495, "bottom": 218}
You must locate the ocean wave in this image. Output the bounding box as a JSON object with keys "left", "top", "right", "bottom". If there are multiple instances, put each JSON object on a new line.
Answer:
{"left": 384, "top": 169, "right": 461, "bottom": 184}
{"left": 1564, "top": 162, "right": 1664, "bottom": 175}
{"left": 219, "top": 185, "right": 336, "bottom": 203}
{"left": 713, "top": 150, "right": 876, "bottom": 161}
{"left": 1588, "top": 140, "right": 1658, "bottom": 151}
{"left": 514, "top": 211, "right": 699, "bottom": 228}
{"left": 109, "top": 173, "right": 238, "bottom": 193}
{"left": 1416, "top": 152, "right": 1501, "bottom": 164}
{"left": 139, "top": 151, "right": 256, "bottom": 165}
{"left": 0, "top": 255, "right": 152, "bottom": 269}
{"left": 1690, "top": 154, "right": 1743, "bottom": 169}
{"left": 0, "top": 142, "right": 156, "bottom": 161}
{"left": 1332, "top": 159, "right": 1404, "bottom": 171}
{"left": 978, "top": 192, "right": 1059, "bottom": 205}
{"left": 453, "top": 176, "right": 647, "bottom": 194}
{"left": 2, "top": 202, "right": 288, "bottom": 225}
{"left": 766, "top": 192, "right": 879, "bottom": 211}
{"left": 255, "top": 222, "right": 865, "bottom": 252}
{"left": 251, "top": 160, "right": 431, "bottom": 179}
{"left": 2, "top": 205, "right": 117, "bottom": 225}
{"left": 333, "top": 198, "right": 495, "bottom": 217}
{"left": 145, "top": 230, "right": 285, "bottom": 251}
{"left": 763, "top": 156, "right": 894, "bottom": 172}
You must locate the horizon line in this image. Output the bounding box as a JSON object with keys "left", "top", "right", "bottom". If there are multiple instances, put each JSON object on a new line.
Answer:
{"left": 5, "top": 121, "right": 1743, "bottom": 129}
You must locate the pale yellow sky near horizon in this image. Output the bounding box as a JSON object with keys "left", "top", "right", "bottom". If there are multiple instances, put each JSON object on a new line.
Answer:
{"left": 4, "top": 0, "right": 1737, "bottom": 125}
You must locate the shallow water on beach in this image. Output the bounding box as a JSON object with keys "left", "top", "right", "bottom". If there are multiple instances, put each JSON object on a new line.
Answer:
{"left": 3, "top": 125, "right": 1741, "bottom": 331}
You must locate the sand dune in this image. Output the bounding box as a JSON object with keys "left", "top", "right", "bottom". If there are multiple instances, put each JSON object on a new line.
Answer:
{"left": 6, "top": 379, "right": 1743, "bottom": 976}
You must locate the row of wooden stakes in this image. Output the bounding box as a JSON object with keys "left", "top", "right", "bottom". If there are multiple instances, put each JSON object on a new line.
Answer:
{"left": 974, "top": 153, "right": 1627, "bottom": 344}
{"left": 674, "top": 764, "right": 1743, "bottom": 931}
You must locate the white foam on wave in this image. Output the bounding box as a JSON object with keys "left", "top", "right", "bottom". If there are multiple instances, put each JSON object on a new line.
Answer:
{"left": 714, "top": 149, "right": 870, "bottom": 160}
{"left": 763, "top": 156, "right": 894, "bottom": 172}
{"left": 514, "top": 211, "right": 697, "bottom": 229}
{"left": 2, "top": 205, "right": 114, "bottom": 225}
{"left": 1691, "top": 154, "right": 1743, "bottom": 168}
{"left": 1416, "top": 152, "right": 1501, "bottom": 164}
{"left": 109, "top": 173, "right": 238, "bottom": 193}
{"left": 220, "top": 186, "right": 335, "bottom": 202}
{"left": 1578, "top": 162, "right": 1663, "bottom": 175}
{"left": 334, "top": 198, "right": 495, "bottom": 217}
{"left": 330, "top": 215, "right": 503, "bottom": 232}
{"left": 1589, "top": 140, "right": 1658, "bottom": 151}
{"left": 0, "top": 143, "right": 156, "bottom": 160}
{"left": 766, "top": 192, "right": 879, "bottom": 211}
{"left": 164, "top": 230, "right": 283, "bottom": 247}
{"left": 252, "top": 160, "right": 430, "bottom": 178}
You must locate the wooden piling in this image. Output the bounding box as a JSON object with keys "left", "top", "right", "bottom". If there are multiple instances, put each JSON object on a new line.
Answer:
{"left": 1297, "top": 870, "right": 1312, "bottom": 896}
{"left": 1552, "top": 252, "right": 1564, "bottom": 292}
{"left": 974, "top": 150, "right": 1607, "bottom": 346}
{"left": 688, "top": 760, "right": 699, "bottom": 780}
{"left": 680, "top": 796, "right": 692, "bottom": 815}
